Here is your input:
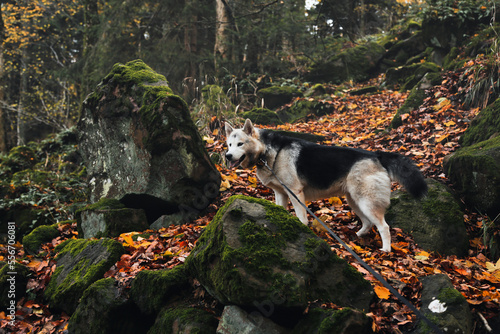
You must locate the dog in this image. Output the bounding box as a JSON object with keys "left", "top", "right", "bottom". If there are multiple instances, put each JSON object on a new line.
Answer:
{"left": 225, "top": 119, "right": 428, "bottom": 252}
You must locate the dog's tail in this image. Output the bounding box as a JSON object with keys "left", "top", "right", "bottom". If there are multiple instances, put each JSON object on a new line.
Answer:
{"left": 377, "top": 152, "right": 428, "bottom": 199}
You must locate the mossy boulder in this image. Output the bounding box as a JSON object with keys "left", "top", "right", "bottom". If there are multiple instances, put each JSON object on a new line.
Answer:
{"left": 148, "top": 306, "right": 218, "bottom": 334}
{"left": 241, "top": 107, "right": 283, "bottom": 125}
{"left": 415, "top": 274, "right": 471, "bottom": 334}
{"left": 390, "top": 72, "right": 443, "bottom": 129}
{"left": 386, "top": 179, "right": 469, "bottom": 256}
{"left": 291, "top": 307, "right": 373, "bottom": 334}
{"left": 76, "top": 198, "right": 148, "bottom": 238}
{"left": 385, "top": 62, "right": 440, "bottom": 91}
{"left": 68, "top": 278, "right": 147, "bottom": 334}
{"left": 78, "top": 59, "right": 220, "bottom": 225}
{"left": 257, "top": 86, "right": 303, "bottom": 109}
{"left": 444, "top": 135, "right": 500, "bottom": 218}
{"left": 22, "top": 223, "right": 60, "bottom": 254}
{"left": 185, "top": 195, "right": 374, "bottom": 312}
{"left": 44, "top": 238, "right": 125, "bottom": 314}
{"left": 277, "top": 99, "right": 334, "bottom": 124}
{"left": 306, "top": 41, "right": 386, "bottom": 84}
{"left": 459, "top": 97, "right": 500, "bottom": 147}
{"left": 383, "top": 33, "right": 426, "bottom": 68}
{"left": 305, "top": 84, "right": 327, "bottom": 97}
{"left": 0, "top": 262, "right": 30, "bottom": 310}
{"left": 130, "top": 264, "right": 189, "bottom": 315}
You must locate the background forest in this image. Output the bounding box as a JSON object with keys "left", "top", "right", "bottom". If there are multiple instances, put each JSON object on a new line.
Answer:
{"left": 0, "top": 0, "right": 471, "bottom": 150}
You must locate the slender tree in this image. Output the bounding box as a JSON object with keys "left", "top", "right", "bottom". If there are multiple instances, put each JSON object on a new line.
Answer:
{"left": 0, "top": 0, "right": 7, "bottom": 151}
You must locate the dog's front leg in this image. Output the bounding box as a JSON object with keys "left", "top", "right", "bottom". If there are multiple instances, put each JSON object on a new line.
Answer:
{"left": 274, "top": 189, "right": 289, "bottom": 208}
{"left": 287, "top": 189, "right": 308, "bottom": 225}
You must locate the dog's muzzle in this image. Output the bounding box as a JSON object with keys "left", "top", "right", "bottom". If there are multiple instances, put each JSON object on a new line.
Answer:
{"left": 226, "top": 153, "right": 246, "bottom": 168}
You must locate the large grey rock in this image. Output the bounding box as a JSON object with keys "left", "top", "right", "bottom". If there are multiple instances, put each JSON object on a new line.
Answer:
{"left": 77, "top": 60, "right": 220, "bottom": 226}
{"left": 386, "top": 179, "right": 469, "bottom": 256}
{"left": 44, "top": 238, "right": 124, "bottom": 314}
{"left": 186, "top": 195, "right": 374, "bottom": 312}
{"left": 415, "top": 274, "right": 472, "bottom": 334}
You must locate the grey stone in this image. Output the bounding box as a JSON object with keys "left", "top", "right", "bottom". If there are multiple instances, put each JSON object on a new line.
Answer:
{"left": 77, "top": 60, "right": 220, "bottom": 225}
{"left": 217, "top": 305, "right": 289, "bottom": 334}
{"left": 415, "top": 274, "right": 472, "bottom": 334}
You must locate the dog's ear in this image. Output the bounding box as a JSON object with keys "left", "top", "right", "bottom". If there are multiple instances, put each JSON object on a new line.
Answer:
{"left": 225, "top": 122, "right": 234, "bottom": 138}
{"left": 242, "top": 119, "right": 256, "bottom": 137}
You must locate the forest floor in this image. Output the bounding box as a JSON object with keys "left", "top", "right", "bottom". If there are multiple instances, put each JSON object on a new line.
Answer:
{"left": 2, "top": 72, "right": 500, "bottom": 333}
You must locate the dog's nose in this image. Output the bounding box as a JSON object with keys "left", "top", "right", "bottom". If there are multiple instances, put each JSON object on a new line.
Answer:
{"left": 226, "top": 153, "right": 233, "bottom": 161}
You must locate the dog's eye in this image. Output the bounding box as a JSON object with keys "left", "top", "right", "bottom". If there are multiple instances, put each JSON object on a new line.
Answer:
{"left": 237, "top": 142, "right": 243, "bottom": 147}
{"left": 229, "top": 143, "right": 232, "bottom": 147}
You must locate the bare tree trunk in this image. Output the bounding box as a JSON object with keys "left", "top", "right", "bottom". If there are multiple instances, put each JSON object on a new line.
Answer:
{"left": 0, "top": 4, "right": 7, "bottom": 152}
{"left": 17, "top": 49, "right": 28, "bottom": 146}
{"left": 183, "top": 5, "right": 199, "bottom": 98}
{"left": 214, "top": 0, "right": 235, "bottom": 69}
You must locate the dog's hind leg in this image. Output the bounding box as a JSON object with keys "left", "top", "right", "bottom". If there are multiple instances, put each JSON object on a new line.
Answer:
{"left": 354, "top": 198, "right": 392, "bottom": 252}
{"left": 345, "top": 195, "right": 373, "bottom": 237}
{"left": 345, "top": 163, "right": 392, "bottom": 251}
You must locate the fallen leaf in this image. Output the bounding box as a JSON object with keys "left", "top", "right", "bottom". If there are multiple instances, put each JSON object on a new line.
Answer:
{"left": 374, "top": 285, "right": 391, "bottom": 300}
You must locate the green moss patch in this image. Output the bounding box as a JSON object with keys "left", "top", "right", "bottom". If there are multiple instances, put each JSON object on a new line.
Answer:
{"left": 460, "top": 97, "right": 500, "bottom": 147}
